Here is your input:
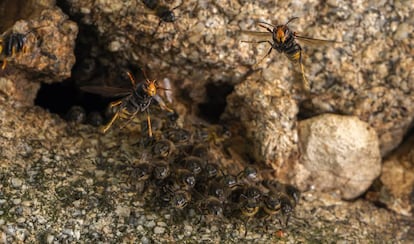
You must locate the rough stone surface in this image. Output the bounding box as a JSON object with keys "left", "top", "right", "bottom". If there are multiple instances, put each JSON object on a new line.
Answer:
{"left": 378, "top": 134, "right": 414, "bottom": 216}
{"left": 296, "top": 114, "right": 382, "bottom": 200}
{"left": 62, "top": 0, "right": 414, "bottom": 159}
{"left": 222, "top": 70, "right": 299, "bottom": 182}
{"left": 0, "top": 102, "right": 412, "bottom": 243}
{"left": 0, "top": 0, "right": 413, "bottom": 242}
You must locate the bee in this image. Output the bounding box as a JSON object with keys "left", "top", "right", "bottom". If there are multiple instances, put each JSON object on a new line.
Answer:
{"left": 262, "top": 179, "right": 300, "bottom": 206}
{"left": 164, "top": 127, "right": 191, "bottom": 144}
{"left": 178, "top": 156, "right": 204, "bottom": 176}
{"left": 141, "top": 0, "right": 181, "bottom": 35}
{"left": 202, "top": 162, "right": 220, "bottom": 180}
{"left": 0, "top": 26, "right": 46, "bottom": 70}
{"left": 65, "top": 105, "right": 87, "bottom": 124}
{"left": 152, "top": 138, "right": 175, "bottom": 158}
{"left": 278, "top": 194, "right": 295, "bottom": 227}
{"left": 239, "top": 197, "right": 260, "bottom": 218}
{"left": 205, "top": 181, "right": 228, "bottom": 203}
{"left": 152, "top": 160, "right": 171, "bottom": 180}
{"left": 243, "top": 186, "right": 262, "bottom": 202}
{"left": 237, "top": 166, "right": 275, "bottom": 186}
{"left": 229, "top": 185, "right": 262, "bottom": 210}
{"left": 170, "top": 189, "right": 192, "bottom": 209}
{"left": 127, "top": 162, "right": 153, "bottom": 194}
{"left": 262, "top": 191, "right": 282, "bottom": 217}
{"left": 129, "top": 162, "right": 153, "bottom": 182}
{"left": 237, "top": 198, "right": 261, "bottom": 237}
{"left": 159, "top": 182, "right": 192, "bottom": 210}
{"left": 0, "top": 33, "right": 26, "bottom": 69}
{"left": 261, "top": 180, "right": 300, "bottom": 227}
{"left": 0, "top": 30, "right": 31, "bottom": 70}
{"left": 229, "top": 186, "right": 263, "bottom": 237}
{"left": 220, "top": 173, "right": 239, "bottom": 189}
{"left": 284, "top": 184, "right": 301, "bottom": 205}
{"left": 241, "top": 17, "right": 339, "bottom": 91}
{"left": 86, "top": 111, "right": 104, "bottom": 126}
{"left": 196, "top": 196, "right": 225, "bottom": 224}
{"left": 237, "top": 166, "right": 260, "bottom": 184}
{"left": 170, "top": 168, "right": 196, "bottom": 191}
{"left": 205, "top": 173, "right": 239, "bottom": 202}
{"left": 81, "top": 70, "right": 173, "bottom": 137}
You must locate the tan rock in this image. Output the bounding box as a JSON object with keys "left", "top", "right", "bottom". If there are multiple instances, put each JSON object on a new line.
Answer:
{"left": 222, "top": 71, "right": 299, "bottom": 181}
{"left": 379, "top": 134, "right": 414, "bottom": 216}
{"left": 296, "top": 114, "right": 381, "bottom": 200}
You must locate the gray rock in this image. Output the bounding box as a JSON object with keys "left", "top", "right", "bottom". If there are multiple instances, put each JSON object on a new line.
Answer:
{"left": 296, "top": 114, "right": 381, "bottom": 199}
{"left": 141, "top": 236, "right": 150, "bottom": 244}
{"left": 11, "top": 178, "right": 23, "bottom": 188}
{"left": 153, "top": 226, "right": 165, "bottom": 234}
{"left": 115, "top": 205, "right": 131, "bottom": 218}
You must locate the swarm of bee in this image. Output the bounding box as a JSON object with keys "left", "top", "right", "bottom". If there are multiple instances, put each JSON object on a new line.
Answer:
{"left": 126, "top": 122, "right": 301, "bottom": 236}
{"left": 76, "top": 82, "right": 302, "bottom": 235}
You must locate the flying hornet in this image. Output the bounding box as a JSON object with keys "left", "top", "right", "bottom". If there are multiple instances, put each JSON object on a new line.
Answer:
{"left": 81, "top": 70, "right": 173, "bottom": 137}
{"left": 241, "top": 17, "right": 340, "bottom": 91}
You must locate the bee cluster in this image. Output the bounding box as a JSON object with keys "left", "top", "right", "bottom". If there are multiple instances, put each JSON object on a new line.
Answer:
{"left": 111, "top": 112, "right": 301, "bottom": 233}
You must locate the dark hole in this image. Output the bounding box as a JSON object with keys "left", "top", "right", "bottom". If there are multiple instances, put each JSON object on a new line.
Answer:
{"left": 198, "top": 82, "right": 233, "bottom": 123}
{"left": 34, "top": 80, "right": 112, "bottom": 116}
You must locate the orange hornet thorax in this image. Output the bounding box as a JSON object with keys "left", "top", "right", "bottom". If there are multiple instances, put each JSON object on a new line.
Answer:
{"left": 276, "top": 27, "right": 286, "bottom": 43}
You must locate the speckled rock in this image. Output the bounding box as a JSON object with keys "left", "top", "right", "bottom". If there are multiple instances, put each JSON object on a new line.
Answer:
{"left": 295, "top": 114, "right": 381, "bottom": 200}
{"left": 379, "top": 134, "right": 414, "bottom": 216}
{"left": 222, "top": 70, "right": 299, "bottom": 181}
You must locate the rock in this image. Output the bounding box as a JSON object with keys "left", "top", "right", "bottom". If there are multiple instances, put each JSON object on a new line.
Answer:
{"left": 145, "top": 220, "right": 156, "bottom": 228}
{"left": 62, "top": 0, "right": 414, "bottom": 158}
{"left": 295, "top": 114, "right": 381, "bottom": 200}
{"left": 1, "top": 4, "right": 78, "bottom": 105}
{"left": 11, "top": 177, "right": 23, "bottom": 188}
{"left": 46, "top": 234, "right": 55, "bottom": 243}
{"left": 115, "top": 205, "right": 131, "bottom": 218}
{"left": 153, "top": 226, "right": 165, "bottom": 234}
{"left": 222, "top": 70, "right": 299, "bottom": 181}
{"left": 0, "top": 83, "right": 412, "bottom": 243}
{"left": 141, "top": 236, "right": 150, "bottom": 244}
{"left": 378, "top": 134, "right": 414, "bottom": 216}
